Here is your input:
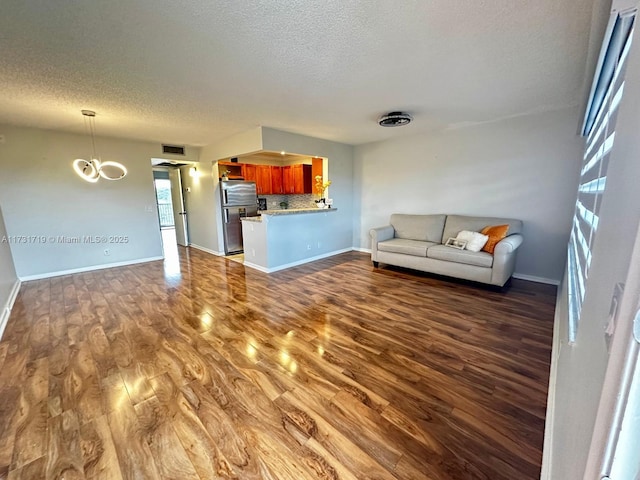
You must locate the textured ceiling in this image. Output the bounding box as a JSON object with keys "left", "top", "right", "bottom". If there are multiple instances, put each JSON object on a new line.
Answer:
{"left": 0, "top": 0, "right": 596, "bottom": 147}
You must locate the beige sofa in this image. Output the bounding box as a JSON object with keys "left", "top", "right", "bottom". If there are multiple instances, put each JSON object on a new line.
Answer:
{"left": 370, "top": 214, "right": 523, "bottom": 286}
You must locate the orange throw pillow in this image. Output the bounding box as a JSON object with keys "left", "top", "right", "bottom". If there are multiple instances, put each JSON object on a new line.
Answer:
{"left": 480, "top": 224, "right": 509, "bottom": 254}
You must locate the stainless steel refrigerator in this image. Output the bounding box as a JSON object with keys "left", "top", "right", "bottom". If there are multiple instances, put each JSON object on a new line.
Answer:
{"left": 220, "top": 180, "right": 258, "bottom": 254}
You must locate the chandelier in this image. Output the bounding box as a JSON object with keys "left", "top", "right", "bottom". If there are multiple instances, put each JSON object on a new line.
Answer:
{"left": 73, "top": 110, "right": 127, "bottom": 183}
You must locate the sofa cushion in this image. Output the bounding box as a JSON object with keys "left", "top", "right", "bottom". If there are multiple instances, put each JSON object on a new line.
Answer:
{"left": 378, "top": 238, "right": 436, "bottom": 257}
{"left": 390, "top": 214, "right": 446, "bottom": 242}
{"left": 455, "top": 230, "right": 489, "bottom": 252}
{"left": 480, "top": 224, "right": 510, "bottom": 254}
{"left": 442, "top": 215, "right": 523, "bottom": 244}
{"left": 427, "top": 244, "right": 494, "bottom": 268}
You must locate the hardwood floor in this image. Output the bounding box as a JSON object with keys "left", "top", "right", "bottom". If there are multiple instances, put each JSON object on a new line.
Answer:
{"left": 0, "top": 248, "right": 556, "bottom": 479}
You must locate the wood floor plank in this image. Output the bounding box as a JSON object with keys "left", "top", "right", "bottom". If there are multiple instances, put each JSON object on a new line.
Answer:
{"left": 0, "top": 386, "right": 21, "bottom": 473}
{"left": 180, "top": 380, "right": 269, "bottom": 479}
{"left": 46, "top": 410, "right": 85, "bottom": 479}
{"left": 79, "top": 415, "right": 124, "bottom": 480}
{"left": 133, "top": 396, "right": 200, "bottom": 479}
{"left": 148, "top": 373, "right": 241, "bottom": 479}
{"left": 9, "top": 358, "right": 49, "bottom": 470}
{"left": 49, "top": 342, "right": 104, "bottom": 426}
{"left": 277, "top": 390, "right": 397, "bottom": 480}
{"left": 6, "top": 456, "right": 46, "bottom": 480}
{"left": 0, "top": 249, "right": 556, "bottom": 479}
{"left": 106, "top": 390, "right": 161, "bottom": 480}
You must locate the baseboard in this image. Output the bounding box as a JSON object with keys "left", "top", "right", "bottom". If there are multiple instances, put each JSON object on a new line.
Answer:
{"left": 540, "top": 271, "right": 567, "bottom": 479}
{"left": 242, "top": 261, "right": 270, "bottom": 273}
{"left": 352, "top": 247, "right": 372, "bottom": 254}
{"left": 0, "top": 279, "right": 21, "bottom": 340}
{"left": 512, "top": 273, "right": 560, "bottom": 285}
{"left": 243, "top": 248, "right": 353, "bottom": 274}
{"left": 189, "top": 243, "right": 224, "bottom": 256}
{"left": 19, "top": 256, "right": 164, "bottom": 281}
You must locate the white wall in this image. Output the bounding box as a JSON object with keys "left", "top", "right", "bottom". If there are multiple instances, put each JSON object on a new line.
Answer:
{"left": 0, "top": 125, "right": 198, "bottom": 278}
{"left": 0, "top": 204, "right": 19, "bottom": 338}
{"left": 243, "top": 211, "right": 347, "bottom": 272}
{"left": 202, "top": 126, "right": 263, "bottom": 161}
{"left": 353, "top": 107, "right": 584, "bottom": 282}
{"left": 545, "top": 1, "right": 640, "bottom": 476}
{"left": 180, "top": 162, "right": 222, "bottom": 255}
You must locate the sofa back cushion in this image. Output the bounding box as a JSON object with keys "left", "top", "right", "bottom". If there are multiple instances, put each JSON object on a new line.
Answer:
{"left": 442, "top": 215, "right": 523, "bottom": 244}
{"left": 390, "top": 214, "right": 446, "bottom": 243}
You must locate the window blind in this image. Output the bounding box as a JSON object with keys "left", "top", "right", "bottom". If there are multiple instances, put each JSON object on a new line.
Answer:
{"left": 568, "top": 12, "right": 635, "bottom": 343}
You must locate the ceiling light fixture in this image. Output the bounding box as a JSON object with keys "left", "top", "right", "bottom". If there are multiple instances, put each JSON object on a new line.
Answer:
{"left": 73, "top": 110, "right": 127, "bottom": 183}
{"left": 378, "top": 111, "right": 413, "bottom": 127}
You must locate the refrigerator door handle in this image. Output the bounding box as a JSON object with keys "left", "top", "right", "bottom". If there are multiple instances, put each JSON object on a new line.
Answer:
{"left": 223, "top": 190, "right": 228, "bottom": 205}
{"left": 224, "top": 210, "right": 229, "bottom": 223}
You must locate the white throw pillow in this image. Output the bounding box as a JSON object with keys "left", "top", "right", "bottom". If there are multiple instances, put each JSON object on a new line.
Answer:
{"left": 456, "top": 230, "right": 489, "bottom": 252}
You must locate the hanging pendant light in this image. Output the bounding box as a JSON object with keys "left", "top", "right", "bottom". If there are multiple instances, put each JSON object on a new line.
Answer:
{"left": 73, "top": 110, "right": 127, "bottom": 183}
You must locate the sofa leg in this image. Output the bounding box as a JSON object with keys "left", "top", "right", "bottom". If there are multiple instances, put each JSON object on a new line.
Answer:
{"left": 372, "top": 261, "right": 379, "bottom": 268}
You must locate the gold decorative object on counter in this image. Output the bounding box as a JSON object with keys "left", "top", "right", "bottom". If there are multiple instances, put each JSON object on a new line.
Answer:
{"left": 314, "top": 175, "right": 331, "bottom": 197}
{"left": 314, "top": 175, "right": 332, "bottom": 208}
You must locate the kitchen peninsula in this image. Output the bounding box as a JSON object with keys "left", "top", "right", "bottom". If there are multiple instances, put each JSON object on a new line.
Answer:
{"left": 241, "top": 208, "right": 343, "bottom": 272}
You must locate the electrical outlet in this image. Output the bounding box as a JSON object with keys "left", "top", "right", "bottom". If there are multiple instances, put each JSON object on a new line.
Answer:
{"left": 317, "top": 241, "right": 322, "bottom": 249}
{"left": 104, "top": 249, "right": 110, "bottom": 256}
{"left": 145, "top": 205, "right": 154, "bottom": 213}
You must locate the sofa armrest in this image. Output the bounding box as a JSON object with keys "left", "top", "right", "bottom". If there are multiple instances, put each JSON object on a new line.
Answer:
{"left": 491, "top": 234, "right": 523, "bottom": 286}
{"left": 494, "top": 234, "right": 523, "bottom": 254}
{"left": 369, "top": 226, "right": 395, "bottom": 261}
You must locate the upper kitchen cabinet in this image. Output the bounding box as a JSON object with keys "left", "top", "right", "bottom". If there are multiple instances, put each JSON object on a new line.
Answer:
{"left": 271, "top": 166, "right": 284, "bottom": 194}
{"left": 242, "top": 164, "right": 256, "bottom": 183}
{"left": 283, "top": 164, "right": 312, "bottom": 194}
{"left": 294, "top": 164, "right": 312, "bottom": 194}
{"left": 255, "top": 165, "right": 272, "bottom": 195}
{"left": 282, "top": 166, "right": 293, "bottom": 194}
{"left": 218, "top": 161, "right": 244, "bottom": 179}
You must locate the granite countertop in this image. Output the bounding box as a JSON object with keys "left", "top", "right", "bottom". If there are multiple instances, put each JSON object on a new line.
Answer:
{"left": 241, "top": 207, "right": 337, "bottom": 222}
{"left": 262, "top": 207, "right": 337, "bottom": 215}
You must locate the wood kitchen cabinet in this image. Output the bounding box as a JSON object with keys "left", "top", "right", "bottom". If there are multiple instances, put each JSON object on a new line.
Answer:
{"left": 282, "top": 164, "right": 312, "bottom": 194}
{"left": 220, "top": 160, "right": 311, "bottom": 195}
{"left": 282, "top": 164, "right": 313, "bottom": 194}
{"left": 294, "top": 164, "right": 312, "bottom": 194}
{"left": 218, "top": 161, "right": 244, "bottom": 180}
{"left": 282, "top": 166, "right": 293, "bottom": 194}
{"left": 270, "top": 166, "right": 284, "bottom": 194}
{"left": 242, "top": 164, "right": 256, "bottom": 182}
{"left": 255, "top": 165, "right": 272, "bottom": 195}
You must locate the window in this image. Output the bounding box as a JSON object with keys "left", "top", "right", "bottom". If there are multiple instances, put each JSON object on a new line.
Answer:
{"left": 568, "top": 10, "right": 636, "bottom": 342}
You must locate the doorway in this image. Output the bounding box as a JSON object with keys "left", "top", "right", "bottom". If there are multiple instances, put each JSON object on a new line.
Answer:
{"left": 153, "top": 168, "right": 189, "bottom": 255}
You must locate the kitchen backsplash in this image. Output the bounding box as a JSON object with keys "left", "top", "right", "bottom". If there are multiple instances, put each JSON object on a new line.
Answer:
{"left": 262, "top": 194, "right": 317, "bottom": 209}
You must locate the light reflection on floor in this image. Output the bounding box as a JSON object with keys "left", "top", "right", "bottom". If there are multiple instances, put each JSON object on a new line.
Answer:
{"left": 227, "top": 253, "right": 244, "bottom": 264}
{"left": 161, "top": 228, "right": 182, "bottom": 280}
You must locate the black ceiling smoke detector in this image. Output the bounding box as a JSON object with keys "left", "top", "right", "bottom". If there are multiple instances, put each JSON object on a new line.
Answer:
{"left": 378, "top": 111, "right": 413, "bottom": 127}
